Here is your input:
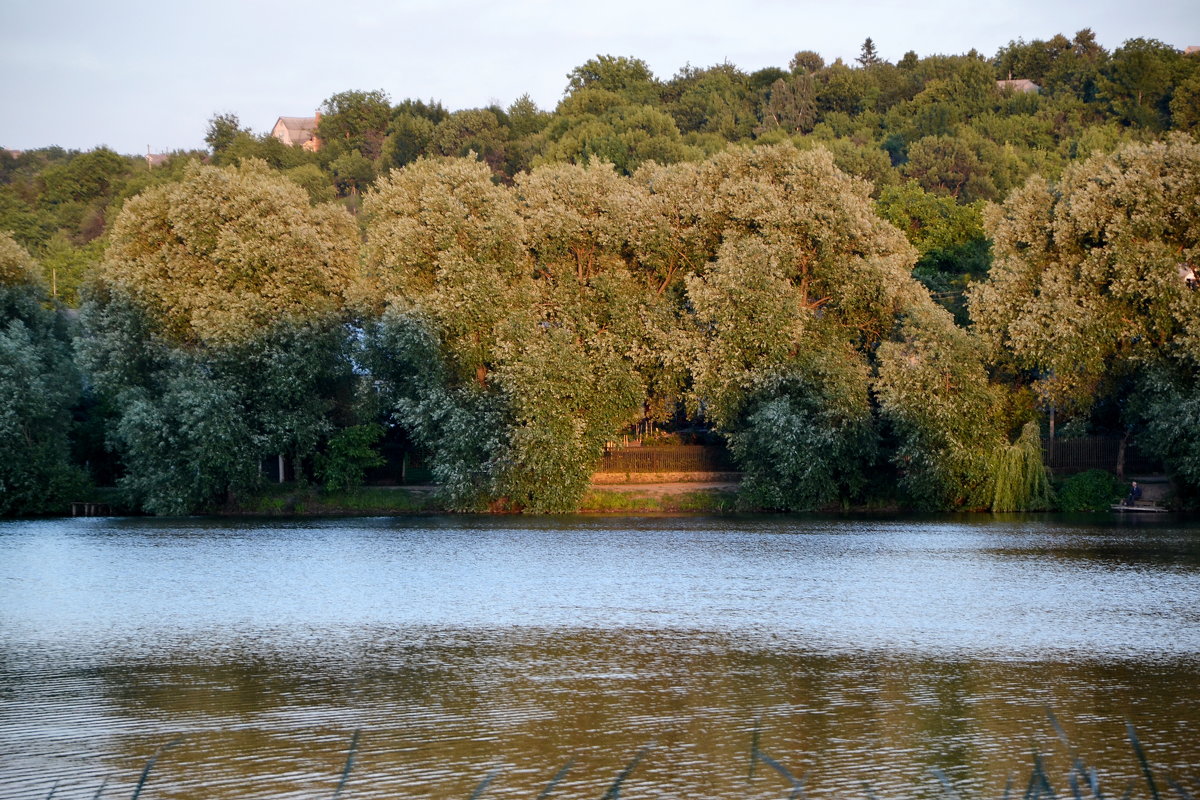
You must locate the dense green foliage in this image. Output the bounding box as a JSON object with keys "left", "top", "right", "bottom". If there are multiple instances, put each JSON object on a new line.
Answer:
{"left": 99, "top": 160, "right": 359, "bottom": 346}
{"left": 970, "top": 135, "right": 1200, "bottom": 410}
{"left": 1055, "top": 469, "right": 1122, "bottom": 512}
{"left": 989, "top": 421, "right": 1053, "bottom": 512}
{"left": 77, "top": 165, "right": 361, "bottom": 514}
{"left": 316, "top": 424, "right": 386, "bottom": 493}
{"left": 78, "top": 290, "right": 357, "bottom": 514}
{"left": 0, "top": 234, "right": 86, "bottom": 514}
{"left": 970, "top": 134, "right": 1200, "bottom": 499}
{"left": 4, "top": 33, "right": 1199, "bottom": 514}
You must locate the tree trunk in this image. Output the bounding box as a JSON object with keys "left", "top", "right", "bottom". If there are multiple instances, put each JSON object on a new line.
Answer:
{"left": 1116, "top": 430, "right": 1129, "bottom": 480}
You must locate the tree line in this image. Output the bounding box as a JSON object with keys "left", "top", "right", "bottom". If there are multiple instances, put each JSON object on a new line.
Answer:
{"left": 2, "top": 35, "right": 1198, "bottom": 515}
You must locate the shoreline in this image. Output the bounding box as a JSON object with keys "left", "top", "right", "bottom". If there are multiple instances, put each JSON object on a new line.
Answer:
{"left": 41, "top": 475, "right": 1192, "bottom": 518}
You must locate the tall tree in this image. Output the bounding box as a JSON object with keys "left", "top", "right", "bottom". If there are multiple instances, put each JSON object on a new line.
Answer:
{"left": 0, "top": 233, "right": 85, "bottom": 515}
{"left": 205, "top": 112, "right": 248, "bottom": 157}
{"left": 80, "top": 161, "right": 361, "bottom": 513}
{"left": 317, "top": 89, "right": 393, "bottom": 161}
{"left": 759, "top": 75, "right": 818, "bottom": 134}
{"left": 364, "top": 157, "right": 649, "bottom": 511}
{"left": 362, "top": 157, "right": 530, "bottom": 507}
{"left": 857, "top": 37, "right": 883, "bottom": 68}
{"left": 565, "top": 55, "right": 661, "bottom": 105}
{"left": 98, "top": 160, "right": 358, "bottom": 346}
{"left": 666, "top": 63, "right": 757, "bottom": 140}
{"left": 678, "top": 144, "right": 934, "bottom": 508}
{"left": 1099, "top": 38, "right": 1181, "bottom": 129}
{"left": 969, "top": 134, "right": 1200, "bottom": 421}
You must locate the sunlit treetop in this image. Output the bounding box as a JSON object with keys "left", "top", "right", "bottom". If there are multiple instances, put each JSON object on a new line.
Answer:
{"left": 98, "top": 160, "right": 360, "bottom": 346}
{"left": 691, "top": 143, "right": 921, "bottom": 335}
{"left": 515, "top": 158, "right": 647, "bottom": 283}
{"left": 0, "top": 232, "right": 43, "bottom": 289}
{"left": 970, "top": 133, "right": 1200, "bottom": 406}
{"left": 364, "top": 156, "right": 527, "bottom": 296}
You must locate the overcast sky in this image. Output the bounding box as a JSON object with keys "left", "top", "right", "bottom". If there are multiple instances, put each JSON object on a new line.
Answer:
{"left": 2, "top": 0, "right": 1197, "bottom": 155}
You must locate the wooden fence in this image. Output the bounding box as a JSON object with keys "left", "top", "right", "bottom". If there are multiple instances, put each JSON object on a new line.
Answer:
{"left": 597, "top": 444, "right": 736, "bottom": 474}
{"left": 1042, "top": 437, "right": 1161, "bottom": 475}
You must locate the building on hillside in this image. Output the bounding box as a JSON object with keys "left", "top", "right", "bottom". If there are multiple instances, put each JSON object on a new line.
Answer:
{"left": 271, "top": 115, "right": 320, "bottom": 151}
{"left": 996, "top": 78, "right": 1041, "bottom": 94}
{"left": 1185, "top": 46, "right": 1200, "bottom": 55}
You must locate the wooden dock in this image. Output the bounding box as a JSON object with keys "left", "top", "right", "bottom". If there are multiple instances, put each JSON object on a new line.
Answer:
{"left": 1110, "top": 502, "right": 1168, "bottom": 513}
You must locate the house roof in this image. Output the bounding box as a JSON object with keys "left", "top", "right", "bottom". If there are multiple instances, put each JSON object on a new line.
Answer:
{"left": 272, "top": 116, "right": 318, "bottom": 145}
{"left": 996, "top": 78, "right": 1041, "bottom": 93}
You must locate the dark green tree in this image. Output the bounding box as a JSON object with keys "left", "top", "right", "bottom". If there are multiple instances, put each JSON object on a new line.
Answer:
{"left": 665, "top": 63, "right": 757, "bottom": 140}
{"left": 431, "top": 109, "right": 509, "bottom": 173}
{"left": 857, "top": 37, "right": 883, "bottom": 68}
{"left": 759, "top": 75, "right": 818, "bottom": 134}
{"left": 330, "top": 149, "right": 376, "bottom": 196}
{"left": 902, "top": 134, "right": 996, "bottom": 201}
{"left": 318, "top": 89, "right": 393, "bottom": 161}
{"left": 566, "top": 55, "right": 661, "bottom": 104}
{"left": 1100, "top": 38, "right": 1181, "bottom": 129}
{"left": 0, "top": 233, "right": 86, "bottom": 515}
{"left": 381, "top": 113, "right": 437, "bottom": 171}
{"left": 205, "top": 112, "right": 248, "bottom": 156}
{"left": 877, "top": 180, "right": 989, "bottom": 318}
{"left": 79, "top": 162, "right": 362, "bottom": 513}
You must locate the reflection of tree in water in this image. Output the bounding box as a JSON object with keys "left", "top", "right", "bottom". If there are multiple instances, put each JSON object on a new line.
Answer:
{"left": 16, "top": 631, "right": 1198, "bottom": 798}
{"left": 909, "top": 661, "right": 979, "bottom": 791}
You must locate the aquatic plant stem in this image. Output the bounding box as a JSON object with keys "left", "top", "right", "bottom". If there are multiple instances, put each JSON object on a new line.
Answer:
{"left": 332, "top": 729, "right": 360, "bottom": 799}
{"left": 130, "top": 737, "right": 181, "bottom": 800}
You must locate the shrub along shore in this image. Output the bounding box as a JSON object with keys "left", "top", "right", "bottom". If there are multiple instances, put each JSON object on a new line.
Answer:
{"left": 61, "top": 465, "right": 1147, "bottom": 518}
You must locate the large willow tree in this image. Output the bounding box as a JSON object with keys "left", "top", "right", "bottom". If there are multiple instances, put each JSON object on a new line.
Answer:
{"left": 667, "top": 145, "right": 909, "bottom": 508}
{"left": 363, "top": 157, "right": 651, "bottom": 511}
{"left": 80, "top": 161, "right": 360, "bottom": 514}
{"left": 362, "top": 157, "right": 531, "bottom": 508}
{"left": 970, "top": 134, "right": 1200, "bottom": 490}
{"left": 647, "top": 144, "right": 1009, "bottom": 509}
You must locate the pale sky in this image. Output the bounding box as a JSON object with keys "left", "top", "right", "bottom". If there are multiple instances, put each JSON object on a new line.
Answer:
{"left": 2, "top": 0, "right": 1197, "bottom": 155}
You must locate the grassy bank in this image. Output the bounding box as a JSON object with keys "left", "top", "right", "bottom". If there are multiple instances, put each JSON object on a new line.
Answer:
{"left": 226, "top": 484, "right": 743, "bottom": 516}
{"left": 231, "top": 485, "right": 441, "bottom": 515}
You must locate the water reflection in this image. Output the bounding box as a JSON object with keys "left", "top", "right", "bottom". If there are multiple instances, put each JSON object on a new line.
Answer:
{"left": 1, "top": 515, "right": 1198, "bottom": 798}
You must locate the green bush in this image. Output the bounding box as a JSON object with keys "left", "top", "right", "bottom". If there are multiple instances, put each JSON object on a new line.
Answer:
{"left": 1056, "top": 469, "right": 1121, "bottom": 511}
{"left": 317, "top": 424, "right": 386, "bottom": 493}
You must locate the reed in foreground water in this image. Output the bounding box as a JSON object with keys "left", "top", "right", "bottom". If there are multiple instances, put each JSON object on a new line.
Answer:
{"left": 63, "top": 712, "right": 1195, "bottom": 799}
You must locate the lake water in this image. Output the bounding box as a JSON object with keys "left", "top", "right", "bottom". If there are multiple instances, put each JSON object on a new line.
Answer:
{"left": 1, "top": 514, "right": 1198, "bottom": 799}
